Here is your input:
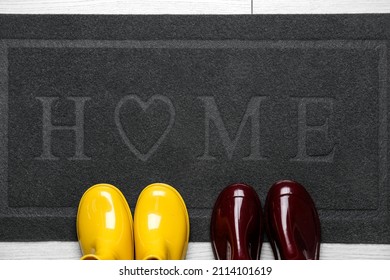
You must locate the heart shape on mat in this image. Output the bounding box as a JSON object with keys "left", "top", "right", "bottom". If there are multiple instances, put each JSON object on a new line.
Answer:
{"left": 114, "top": 95, "right": 175, "bottom": 162}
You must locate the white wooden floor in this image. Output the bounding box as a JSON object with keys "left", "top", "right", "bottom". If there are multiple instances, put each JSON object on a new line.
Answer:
{"left": 0, "top": 0, "right": 390, "bottom": 14}
{"left": 1, "top": 242, "right": 390, "bottom": 260}
{"left": 0, "top": 0, "right": 390, "bottom": 260}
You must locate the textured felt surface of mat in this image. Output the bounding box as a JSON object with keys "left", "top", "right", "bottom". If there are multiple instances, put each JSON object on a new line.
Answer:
{"left": 0, "top": 15, "right": 389, "bottom": 242}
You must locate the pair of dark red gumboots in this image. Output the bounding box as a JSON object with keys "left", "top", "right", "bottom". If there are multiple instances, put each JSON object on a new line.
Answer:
{"left": 210, "top": 180, "right": 321, "bottom": 260}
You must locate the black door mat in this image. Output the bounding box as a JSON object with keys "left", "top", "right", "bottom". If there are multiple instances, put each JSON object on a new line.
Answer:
{"left": 0, "top": 15, "right": 389, "bottom": 243}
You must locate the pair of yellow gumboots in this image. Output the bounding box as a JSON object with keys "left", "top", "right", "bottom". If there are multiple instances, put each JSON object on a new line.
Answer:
{"left": 77, "top": 183, "right": 189, "bottom": 260}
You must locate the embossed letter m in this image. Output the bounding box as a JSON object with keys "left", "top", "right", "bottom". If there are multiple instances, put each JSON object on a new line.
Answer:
{"left": 198, "top": 96, "right": 267, "bottom": 160}
{"left": 35, "top": 97, "right": 91, "bottom": 160}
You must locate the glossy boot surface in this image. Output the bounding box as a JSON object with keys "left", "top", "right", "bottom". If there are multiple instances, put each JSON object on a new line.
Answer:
{"left": 265, "top": 180, "right": 321, "bottom": 260}
{"left": 77, "top": 183, "right": 134, "bottom": 260}
{"left": 134, "top": 183, "right": 190, "bottom": 260}
{"left": 210, "top": 183, "right": 263, "bottom": 260}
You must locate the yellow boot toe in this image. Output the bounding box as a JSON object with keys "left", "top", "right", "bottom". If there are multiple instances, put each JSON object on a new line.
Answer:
{"left": 77, "top": 183, "right": 134, "bottom": 260}
{"left": 134, "top": 183, "right": 190, "bottom": 260}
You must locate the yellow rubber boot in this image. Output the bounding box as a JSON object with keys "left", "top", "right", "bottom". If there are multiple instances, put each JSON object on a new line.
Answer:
{"left": 134, "top": 183, "right": 190, "bottom": 260}
{"left": 76, "top": 183, "right": 134, "bottom": 260}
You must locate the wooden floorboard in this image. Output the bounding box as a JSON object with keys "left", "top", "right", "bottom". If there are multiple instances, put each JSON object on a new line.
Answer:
{"left": 1, "top": 242, "right": 390, "bottom": 260}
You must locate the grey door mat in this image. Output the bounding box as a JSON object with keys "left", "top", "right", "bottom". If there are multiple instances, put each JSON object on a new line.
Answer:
{"left": 0, "top": 15, "right": 389, "bottom": 243}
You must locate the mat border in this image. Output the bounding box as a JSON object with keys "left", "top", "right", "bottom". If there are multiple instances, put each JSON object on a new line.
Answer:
{"left": 0, "top": 39, "right": 388, "bottom": 240}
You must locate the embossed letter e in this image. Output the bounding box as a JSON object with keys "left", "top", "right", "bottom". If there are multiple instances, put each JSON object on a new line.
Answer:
{"left": 291, "top": 97, "right": 336, "bottom": 162}
{"left": 198, "top": 96, "right": 268, "bottom": 160}
{"left": 35, "top": 97, "right": 91, "bottom": 160}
